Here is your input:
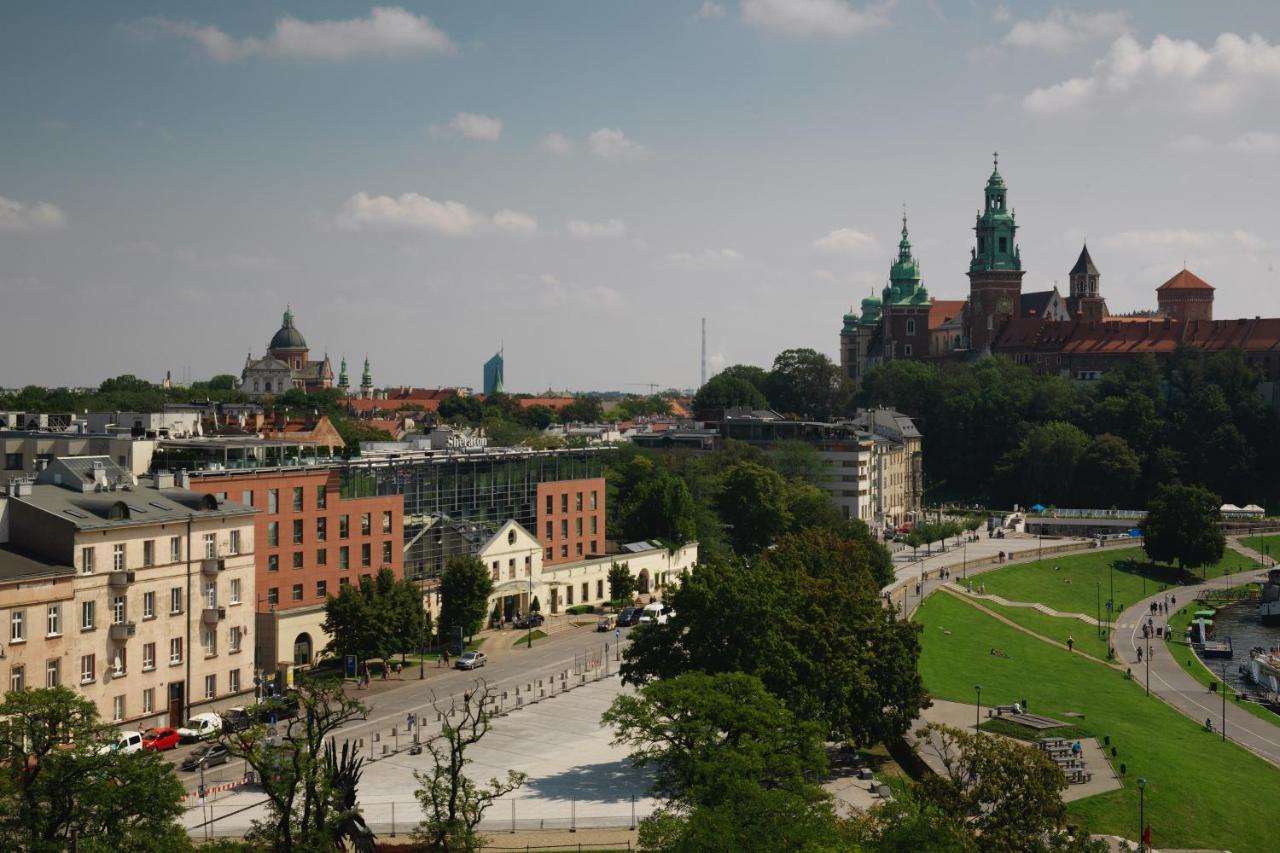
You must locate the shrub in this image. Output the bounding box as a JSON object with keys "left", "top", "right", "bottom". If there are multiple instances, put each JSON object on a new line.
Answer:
{"left": 566, "top": 604, "right": 596, "bottom": 615}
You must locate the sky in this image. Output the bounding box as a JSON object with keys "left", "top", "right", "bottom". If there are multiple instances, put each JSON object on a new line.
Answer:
{"left": 3, "top": 1, "right": 1280, "bottom": 393}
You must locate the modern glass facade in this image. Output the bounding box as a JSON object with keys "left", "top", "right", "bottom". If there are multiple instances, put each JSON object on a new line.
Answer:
{"left": 340, "top": 447, "right": 607, "bottom": 579}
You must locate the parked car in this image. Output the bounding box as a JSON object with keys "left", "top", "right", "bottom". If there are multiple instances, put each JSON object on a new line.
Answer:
{"left": 596, "top": 615, "right": 615, "bottom": 632}
{"left": 177, "top": 713, "right": 223, "bottom": 743}
{"left": 454, "top": 651, "right": 487, "bottom": 670}
{"left": 141, "top": 727, "right": 182, "bottom": 751}
{"left": 181, "top": 743, "right": 231, "bottom": 771}
{"left": 221, "top": 707, "right": 252, "bottom": 733}
{"left": 97, "top": 730, "right": 145, "bottom": 755}
{"left": 616, "top": 607, "right": 639, "bottom": 627}
{"left": 514, "top": 613, "right": 544, "bottom": 629}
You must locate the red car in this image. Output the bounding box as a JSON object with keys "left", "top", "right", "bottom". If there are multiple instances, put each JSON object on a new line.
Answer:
{"left": 142, "top": 727, "right": 181, "bottom": 751}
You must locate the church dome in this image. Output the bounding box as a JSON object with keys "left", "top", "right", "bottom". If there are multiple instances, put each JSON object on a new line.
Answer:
{"left": 269, "top": 307, "right": 308, "bottom": 351}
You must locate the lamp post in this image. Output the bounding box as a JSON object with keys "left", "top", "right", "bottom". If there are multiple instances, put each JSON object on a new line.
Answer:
{"left": 1145, "top": 632, "right": 1151, "bottom": 697}
{"left": 1096, "top": 581, "right": 1101, "bottom": 640}
{"left": 418, "top": 567, "right": 426, "bottom": 680}
{"left": 527, "top": 573, "right": 534, "bottom": 650}
{"left": 962, "top": 542, "right": 967, "bottom": 580}
{"left": 1136, "top": 777, "right": 1147, "bottom": 852}
{"left": 1221, "top": 661, "right": 1227, "bottom": 743}
{"left": 974, "top": 684, "right": 982, "bottom": 733}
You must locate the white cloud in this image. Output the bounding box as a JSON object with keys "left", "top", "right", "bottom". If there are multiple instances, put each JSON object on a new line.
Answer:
{"left": 811, "top": 227, "right": 877, "bottom": 253}
{"left": 741, "top": 0, "right": 893, "bottom": 38}
{"left": 336, "top": 192, "right": 483, "bottom": 235}
{"left": 567, "top": 218, "right": 628, "bottom": 239}
{"left": 664, "top": 248, "right": 744, "bottom": 269}
{"left": 1226, "top": 130, "right": 1280, "bottom": 153}
{"left": 1103, "top": 229, "right": 1263, "bottom": 251}
{"left": 117, "top": 241, "right": 287, "bottom": 271}
{"left": 588, "top": 128, "right": 649, "bottom": 160}
{"left": 1167, "top": 133, "right": 1211, "bottom": 153}
{"left": 694, "top": 2, "right": 727, "bottom": 20}
{"left": 493, "top": 209, "right": 538, "bottom": 234}
{"left": 1023, "top": 32, "right": 1280, "bottom": 115}
{"left": 130, "top": 6, "right": 455, "bottom": 62}
{"left": 1003, "top": 9, "right": 1129, "bottom": 53}
{"left": 992, "top": 5, "right": 1011, "bottom": 24}
{"left": 525, "top": 273, "right": 630, "bottom": 314}
{"left": 0, "top": 195, "right": 67, "bottom": 231}
{"left": 542, "top": 132, "right": 575, "bottom": 155}
{"left": 439, "top": 112, "right": 503, "bottom": 142}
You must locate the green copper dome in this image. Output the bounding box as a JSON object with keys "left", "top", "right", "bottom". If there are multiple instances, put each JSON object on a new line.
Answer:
{"left": 883, "top": 210, "right": 928, "bottom": 305}
{"left": 970, "top": 152, "right": 1021, "bottom": 273}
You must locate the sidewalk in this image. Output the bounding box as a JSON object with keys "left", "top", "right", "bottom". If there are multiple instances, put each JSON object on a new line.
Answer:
{"left": 1114, "top": 540, "right": 1280, "bottom": 768}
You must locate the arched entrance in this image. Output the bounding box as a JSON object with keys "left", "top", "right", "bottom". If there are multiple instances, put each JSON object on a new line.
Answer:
{"left": 293, "top": 632, "right": 313, "bottom": 666}
{"left": 637, "top": 569, "right": 650, "bottom": 596}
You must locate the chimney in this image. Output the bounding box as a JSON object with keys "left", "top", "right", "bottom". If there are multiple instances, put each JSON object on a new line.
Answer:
{"left": 175, "top": 469, "right": 190, "bottom": 489}
{"left": 154, "top": 470, "right": 175, "bottom": 489}
{"left": 92, "top": 460, "right": 107, "bottom": 487}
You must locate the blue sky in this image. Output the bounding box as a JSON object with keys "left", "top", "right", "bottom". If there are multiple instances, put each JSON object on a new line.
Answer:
{"left": 3, "top": 1, "right": 1279, "bottom": 391}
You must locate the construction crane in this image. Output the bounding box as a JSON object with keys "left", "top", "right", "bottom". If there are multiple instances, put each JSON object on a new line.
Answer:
{"left": 625, "top": 383, "right": 661, "bottom": 394}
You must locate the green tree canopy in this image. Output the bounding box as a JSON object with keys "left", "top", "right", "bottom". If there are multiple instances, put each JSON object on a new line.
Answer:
{"left": 716, "top": 461, "right": 791, "bottom": 554}
{"left": 763, "top": 348, "right": 851, "bottom": 421}
{"left": 439, "top": 555, "right": 495, "bottom": 642}
{"left": 559, "top": 396, "right": 605, "bottom": 423}
{"left": 1141, "top": 483, "right": 1225, "bottom": 571}
{"left": 692, "top": 373, "right": 768, "bottom": 419}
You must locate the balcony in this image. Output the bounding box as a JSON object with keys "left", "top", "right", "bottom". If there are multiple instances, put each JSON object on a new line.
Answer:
{"left": 108, "top": 571, "right": 136, "bottom": 587}
{"left": 201, "top": 558, "right": 226, "bottom": 575}
{"left": 201, "top": 607, "right": 226, "bottom": 625}
{"left": 108, "top": 622, "right": 137, "bottom": 641}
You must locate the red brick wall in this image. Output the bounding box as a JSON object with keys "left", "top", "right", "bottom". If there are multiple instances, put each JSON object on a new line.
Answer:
{"left": 187, "top": 468, "right": 402, "bottom": 613}
{"left": 536, "top": 478, "right": 606, "bottom": 566}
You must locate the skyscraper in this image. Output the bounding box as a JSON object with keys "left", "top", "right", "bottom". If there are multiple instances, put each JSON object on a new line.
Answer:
{"left": 483, "top": 349, "right": 505, "bottom": 396}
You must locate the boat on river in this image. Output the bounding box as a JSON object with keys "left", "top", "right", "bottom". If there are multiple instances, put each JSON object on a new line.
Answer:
{"left": 1259, "top": 569, "right": 1280, "bottom": 623}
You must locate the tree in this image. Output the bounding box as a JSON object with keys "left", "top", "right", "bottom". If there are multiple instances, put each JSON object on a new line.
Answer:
{"left": 608, "top": 561, "right": 636, "bottom": 605}
{"left": 220, "top": 677, "right": 370, "bottom": 851}
{"left": 415, "top": 682, "right": 526, "bottom": 852}
{"left": 1141, "top": 483, "right": 1225, "bottom": 572}
{"left": 0, "top": 687, "right": 187, "bottom": 852}
{"left": 613, "top": 455, "right": 698, "bottom": 545}
{"left": 322, "top": 568, "right": 431, "bottom": 664}
{"left": 558, "top": 396, "right": 604, "bottom": 423}
{"left": 769, "top": 440, "right": 830, "bottom": 487}
{"left": 715, "top": 461, "right": 791, "bottom": 554}
{"left": 692, "top": 373, "right": 768, "bottom": 419}
{"left": 1075, "top": 434, "right": 1141, "bottom": 508}
{"left": 763, "top": 348, "right": 851, "bottom": 421}
{"left": 992, "top": 421, "right": 1089, "bottom": 506}
{"left": 439, "top": 555, "right": 495, "bottom": 643}
{"left": 622, "top": 529, "right": 926, "bottom": 748}
{"left": 617, "top": 395, "right": 673, "bottom": 419}
{"left": 515, "top": 404, "right": 557, "bottom": 430}
{"left": 438, "top": 395, "right": 485, "bottom": 424}
{"left": 207, "top": 373, "right": 239, "bottom": 390}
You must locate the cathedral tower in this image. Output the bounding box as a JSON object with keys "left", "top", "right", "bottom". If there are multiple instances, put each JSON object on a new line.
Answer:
{"left": 1067, "top": 244, "right": 1106, "bottom": 324}
{"left": 966, "top": 154, "right": 1025, "bottom": 353}
{"left": 879, "top": 209, "right": 931, "bottom": 361}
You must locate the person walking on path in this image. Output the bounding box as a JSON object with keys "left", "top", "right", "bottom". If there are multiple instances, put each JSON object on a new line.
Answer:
{"left": 1067, "top": 636, "right": 1075, "bottom": 653}
{"left": 1137, "top": 646, "right": 1143, "bottom": 663}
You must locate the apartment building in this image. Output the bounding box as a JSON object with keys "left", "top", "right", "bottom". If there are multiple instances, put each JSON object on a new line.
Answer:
{"left": 0, "top": 457, "right": 256, "bottom": 728}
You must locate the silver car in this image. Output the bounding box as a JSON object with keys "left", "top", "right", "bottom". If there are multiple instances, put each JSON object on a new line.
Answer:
{"left": 454, "top": 651, "right": 487, "bottom": 670}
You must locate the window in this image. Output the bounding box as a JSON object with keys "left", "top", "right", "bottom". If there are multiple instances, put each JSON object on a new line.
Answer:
{"left": 292, "top": 487, "right": 303, "bottom": 511}
{"left": 10, "top": 610, "right": 25, "bottom": 642}
{"left": 230, "top": 578, "right": 241, "bottom": 605}
{"left": 582, "top": 582, "right": 589, "bottom": 602}
{"left": 545, "top": 547, "right": 553, "bottom": 561}
{"left": 316, "top": 580, "right": 327, "bottom": 598}
{"left": 508, "top": 558, "right": 515, "bottom": 580}
{"left": 10, "top": 665, "right": 23, "bottom": 691}
{"left": 170, "top": 587, "right": 182, "bottom": 615}
{"left": 597, "top": 579, "right": 604, "bottom": 599}
{"left": 169, "top": 638, "right": 183, "bottom": 665}
{"left": 202, "top": 626, "right": 216, "bottom": 657}
{"left": 575, "top": 518, "right": 583, "bottom": 536}
{"left": 361, "top": 513, "right": 371, "bottom": 535}
{"left": 267, "top": 587, "right": 279, "bottom": 607}
{"left": 491, "top": 562, "right": 500, "bottom": 581}
{"left": 545, "top": 520, "right": 553, "bottom": 540}
{"left": 566, "top": 585, "right": 574, "bottom": 605}
{"left": 524, "top": 555, "right": 531, "bottom": 576}
{"left": 113, "top": 544, "right": 126, "bottom": 571}
{"left": 560, "top": 520, "right": 568, "bottom": 539}
{"left": 112, "top": 648, "right": 125, "bottom": 676}
{"left": 267, "top": 522, "right": 279, "bottom": 547}
{"left": 590, "top": 491, "right": 598, "bottom": 511}
{"left": 316, "top": 485, "right": 327, "bottom": 510}
{"left": 267, "top": 489, "right": 279, "bottom": 513}
{"left": 46, "top": 604, "right": 60, "bottom": 636}
{"left": 382, "top": 511, "right": 392, "bottom": 533}
{"left": 203, "top": 534, "right": 216, "bottom": 559}
{"left": 545, "top": 494, "right": 553, "bottom": 514}
{"left": 575, "top": 492, "right": 583, "bottom": 511}
{"left": 590, "top": 516, "right": 598, "bottom": 534}
{"left": 143, "top": 687, "right": 154, "bottom": 714}
{"left": 81, "top": 600, "right": 95, "bottom": 630}
{"left": 81, "top": 546, "right": 94, "bottom": 574}
{"left": 143, "top": 540, "right": 155, "bottom": 567}
{"left": 576, "top": 542, "right": 583, "bottom": 556}
{"left": 561, "top": 494, "right": 568, "bottom": 512}
{"left": 46, "top": 659, "right": 60, "bottom": 688}
{"left": 361, "top": 543, "right": 371, "bottom": 567}
{"left": 204, "top": 580, "right": 217, "bottom": 609}
{"left": 204, "top": 674, "right": 216, "bottom": 700}
{"left": 904, "top": 344, "right": 914, "bottom": 357}
{"left": 316, "top": 517, "right": 327, "bottom": 542}
{"left": 3, "top": 452, "right": 21, "bottom": 470}
{"left": 268, "top": 555, "right": 279, "bottom": 572}
{"left": 339, "top": 547, "right": 349, "bottom": 570}
{"left": 999, "top": 237, "right": 1007, "bottom": 253}
{"left": 142, "top": 643, "right": 156, "bottom": 671}
{"left": 292, "top": 552, "right": 303, "bottom": 569}
{"left": 905, "top": 319, "right": 916, "bottom": 335}
{"left": 112, "top": 696, "right": 124, "bottom": 722}
{"left": 241, "top": 490, "right": 253, "bottom": 507}
{"left": 229, "top": 669, "right": 240, "bottom": 693}
{"left": 291, "top": 584, "right": 303, "bottom": 601}
{"left": 317, "top": 548, "right": 328, "bottom": 566}
{"left": 290, "top": 519, "right": 303, "bottom": 545}
{"left": 229, "top": 529, "right": 241, "bottom": 555}
{"left": 111, "top": 595, "right": 125, "bottom": 625}
{"left": 560, "top": 545, "right": 568, "bottom": 558}
{"left": 170, "top": 536, "right": 181, "bottom": 562}
{"left": 339, "top": 515, "right": 350, "bottom": 539}
{"left": 382, "top": 541, "right": 392, "bottom": 565}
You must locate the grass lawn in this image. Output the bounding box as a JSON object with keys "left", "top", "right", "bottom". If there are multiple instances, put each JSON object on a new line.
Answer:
{"left": 1241, "top": 534, "right": 1280, "bottom": 563}
{"left": 512, "top": 630, "right": 549, "bottom": 647}
{"left": 403, "top": 638, "right": 486, "bottom": 662}
{"left": 976, "top": 547, "right": 1257, "bottom": 617}
{"left": 917, "top": 592, "right": 1278, "bottom": 853}
{"left": 979, "top": 598, "right": 1113, "bottom": 661}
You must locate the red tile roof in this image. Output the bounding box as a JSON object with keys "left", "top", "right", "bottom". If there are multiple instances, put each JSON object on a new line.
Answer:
{"left": 996, "top": 316, "right": 1280, "bottom": 356}
{"left": 928, "top": 299, "right": 967, "bottom": 330}
{"left": 1157, "top": 269, "right": 1214, "bottom": 291}
{"left": 514, "top": 397, "right": 577, "bottom": 410}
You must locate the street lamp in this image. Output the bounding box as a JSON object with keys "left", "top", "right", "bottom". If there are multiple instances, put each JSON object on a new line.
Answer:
{"left": 1096, "top": 581, "right": 1101, "bottom": 640}
{"left": 1221, "top": 662, "right": 1228, "bottom": 743}
{"left": 962, "top": 542, "right": 967, "bottom": 580}
{"left": 526, "top": 572, "right": 534, "bottom": 650}
{"left": 1145, "top": 632, "right": 1151, "bottom": 697}
{"left": 1136, "top": 777, "right": 1147, "bottom": 852}
{"left": 974, "top": 684, "right": 982, "bottom": 732}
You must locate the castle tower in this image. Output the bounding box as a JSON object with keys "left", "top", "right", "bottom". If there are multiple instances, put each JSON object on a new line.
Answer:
{"left": 966, "top": 154, "right": 1025, "bottom": 353}
{"left": 879, "top": 208, "right": 932, "bottom": 361}
{"left": 337, "top": 356, "right": 350, "bottom": 392}
{"left": 360, "top": 356, "right": 374, "bottom": 399}
{"left": 1067, "top": 243, "right": 1106, "bottom": 324}
{"left": 1156, "top": 269, "right": 1215, "bottom": 323}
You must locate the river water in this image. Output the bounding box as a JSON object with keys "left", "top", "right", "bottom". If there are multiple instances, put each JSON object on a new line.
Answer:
{"left": 1193, "top": 600, "right": 1280, "bottom": 701}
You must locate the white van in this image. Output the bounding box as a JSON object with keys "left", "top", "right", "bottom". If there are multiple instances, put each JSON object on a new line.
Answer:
{"left": 638, "top": 602, "right": 671, "bottom": 625}
{"left": 97, "top": 730, "right": 145, "bottom": 755}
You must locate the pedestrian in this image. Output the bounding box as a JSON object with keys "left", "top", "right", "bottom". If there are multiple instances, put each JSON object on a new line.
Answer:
{"left": 1171, "top": 595, "right": 1176, "bottom": 606}
{"left": 1071, "top": 741, "right": 1082, "bottom": 757}
{"left": 1137, "top": 646, "right": 1143, "bottom": 662}
{"left": 1067, "top": 637, "right": 1074, "bottom": 653}
{"left": 395, "top": 662, "right": 402, "bottom": 678}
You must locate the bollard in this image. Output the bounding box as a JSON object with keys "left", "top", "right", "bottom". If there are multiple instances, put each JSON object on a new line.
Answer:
{"left": 382, "top": 744, "right": 388, "bottom": 755}
{"left": 511, "top": 798, "right": 516, "bottom": 834}
{"left": 570, "top": 795, "right": 576, "bottom": 833}
{"left": 391, "top": 802, "right": 396, "bottom": 837}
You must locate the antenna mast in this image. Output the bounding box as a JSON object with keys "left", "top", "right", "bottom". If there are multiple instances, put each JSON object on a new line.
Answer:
{"left": 700, "top": 317, "right": 707, "bottom": 388}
